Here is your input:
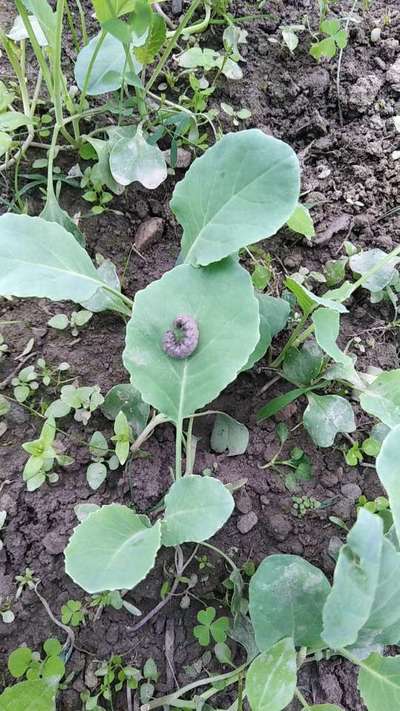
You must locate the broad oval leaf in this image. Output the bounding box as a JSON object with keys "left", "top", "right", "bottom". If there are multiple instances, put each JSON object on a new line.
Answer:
{"left": 312, "top": 308, "right": 353, "bottom": 368}
{"left": 123, "top": 259, "right": 259, "bottom": 422}
{"left": 0, "top": 680, "right": 55, "bottom": 711}
{"left": 65, "top": 503, "right": 161, "bottom": 593}
{"left": 322, "top": 509, "right": 383, "bottom": 650}
{"left": 376, "top": 424, "right": 400, "bottom": 543}
{"left": 249, "top": 555, "right": 331, "bottom": 651}
{"left": 245, "top": 638, "right": 297, "bottom": 711}
{"left": 358, "top": 652, "right": 400, "bottom": 711}
{"left": 161, "top": 475, "right": 234, "bottom": 547}
{"left": 109, "top": 126, "right": 167, "bottom": 189}
{"left": 74, "top": 33, "right": 141, "bottom": 96}
{"left": 7, "top": 14, "right": 48, "bottom": 46}
{"left": 282, "top": 341, "right": 323, "bottom": 387}
{"left": 211, "top": 413, "right": 249, "bottom": 456}
{"left": 303, "top": 393, "right": 356, "bottom": 448}
{"left": 360, "top": 370, "right": 400, "bottom": 428}
{"left": 0, "top": 214, "right": 105, "bottom": 302}
{"left": 102, "top": 383, "right": 150, "bottom": 434}
{"left": 171, "top": 129, "right": 300, "bottom": 267}
{"left": 349, "top": 248, "right": 399, "bottom": 293}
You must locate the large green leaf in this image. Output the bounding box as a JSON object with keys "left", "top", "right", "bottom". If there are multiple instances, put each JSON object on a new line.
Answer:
{"left": 161, "top": 475, "right": 234, "bottom": 546}
{"left": 360, "top": 370, "right": 400, "bottom": 428}
{"left": 92, "top": 0, "right": 143, "bottom": 22}
{"left": 123, "top": 259, "right": 259, "bottom": 422}
{"left": 0, "top": 680, "right": 55, "bottom": 711}
{"left": 171, "top": 130, "right": 300, "bottom": 267}
{"left": 245, "top": 638, "right": 297, "bottom": 711}
{"left": 376, "top": 425, "right": 400, "bottom": 542}
{"left": 0, "top": 214, "right": 106, "bottom": 302}
{"left": 282, "top": 341, "right": 323, "bottom": 387}
{"left": 74, "top": 33, "right": 142, "bottom": 96}
{"left": 358, "top": 653, "right": 400, "bottom": 710}
{"left": 249, "top": 555, "right": 331, "bottom": 651}
{"left": 109, "top": 126, "right": 167, "bottom": 189}
{"left": 322, "top": 509, "right": 383, "bottom": 650}
{"left": 65, "top": 504, "right": 161, "bottom": 593}
{"left": 303, "top": 393, "right": 356, "bottom": 447}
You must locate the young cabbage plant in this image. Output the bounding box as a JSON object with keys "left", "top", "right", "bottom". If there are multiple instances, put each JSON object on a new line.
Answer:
{"left": 0, "top": 129, "right": 300, "bottom": 597}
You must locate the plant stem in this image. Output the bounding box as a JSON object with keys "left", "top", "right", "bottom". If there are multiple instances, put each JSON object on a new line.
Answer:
{"left": 145, "top": 0, "right": 203, "bottom": 95}
{"left": 175, "top": 418, "right": 183, "bottom": 479}
{"left": 294, "top": 688, "right": 311, "bottom": 709}
{"left": 75, "top": 0, "right": 88, "bottom": 44}
{"left": 200, "top": 541, "right": 238, "bottom": 571}
{"left": 141, "top": 662, "right": 249, "bottom": 711}
{"left": 131, "top": 413, "right": 170, "bottom": 454}
{"left": 79, "top": 30, "right": 107, "bottom": 112}
{"left": 271, "top": 313, "right": 309, "bottom": 368}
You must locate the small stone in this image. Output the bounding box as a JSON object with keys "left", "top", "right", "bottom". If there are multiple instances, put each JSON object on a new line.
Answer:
{"left": 134, "top": 217, "right": 164, "bottom": 251}
{"left": 283, "top": 254, "right": 300, "bottom": 269}
{"left": 237, "top": 512, "right": 258, "bottom": 534}
{"left": 267, "top": 513, "right": 293, "bottom": 542}
{"left": 348, "top": 74, "right": 384, "bottom": 112}
{"left": 84, "top": 661, "right": 99, "bottom": 689}
{"left": 386, "top": 57, "right": 400, "bottom": 86}
{"left": 43, "top": 531, "right": 66, "bottom": 555}
{"left": 163, "top": 148, "right": 192, "bottom": 168}
{"left": 341, "top": 483, "right": 362, "bottom": 500}
{"left": 370, "top": 28, "right": 381, "bottom": 43}
{"left": 236, "top": 490, "right": 252, "bottom": 514}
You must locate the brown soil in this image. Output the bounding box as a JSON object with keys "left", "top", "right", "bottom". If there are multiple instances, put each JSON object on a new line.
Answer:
{"left": 1, "top": 1, "right": 400, "bottom": 709}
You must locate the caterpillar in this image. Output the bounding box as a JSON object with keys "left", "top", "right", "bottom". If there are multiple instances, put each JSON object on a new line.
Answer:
{"left": 162, "top": 314, "right": 199, "bottom": 359}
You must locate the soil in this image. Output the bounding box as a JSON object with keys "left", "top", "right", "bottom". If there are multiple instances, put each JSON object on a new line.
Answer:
{"left": 1, "top": 0, "right": 400, "bottom": 709}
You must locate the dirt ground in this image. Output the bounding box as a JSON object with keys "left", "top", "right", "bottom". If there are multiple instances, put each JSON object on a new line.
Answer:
{"left": 1, "top": 1, "right": 400, "bottom": 708}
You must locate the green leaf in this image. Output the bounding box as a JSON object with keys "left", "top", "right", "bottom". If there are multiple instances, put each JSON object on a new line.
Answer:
{"left": 211, "top": 413, "right": 249, "bottom": 456}
{"left": 8, "top": 648, "right": 32, "bottom": 678}
{"left": 245, "top": 638, "right": 297, "bottom": 711}
{"left": 376, "top": 424, "right": 400, "bottom": 542}
{"left": 0, "top": 131, "right": 11, "bottom": 158}
{"left": 358, "top": 652, "right": 400, "bottom": 710}
{"left": 92, "top": 0, "right": 139, "bottom": 22}
{"left": 161, "top": 475, "right": 234, "bottom": 547}
{"left": 321, "top": 19, "right": 341, "bottom": 35}
{"left": 0, "top": 214, "right": 106, "bottom": 302}
{"left": 81, "top": 259, "right": 130, "bottom": 317}
{"left": 171, "top": 130, "right": 300, "bottom": 267}
{"left": 40, "top": 192, "right": 85, "bottom": 247}
{"left": 102, "top": 383, "right": 149, "bottom": 434}
{"left": 0, "top": 680, "right": 55, "bottom": 711}
{"left": 349, "top": 248, "right": 399, "bottom": 293}
{"left": 249, "top": 555, "right": 330, "bottom": 651}
{"left": 285, "top": 278, "right": 347, "bottom": 315}
{"left": 109, "top": 126, "right": 167, "bottom": 189}
{"left": 86, "top": 462, "right": 107, "bottom": 490}
{"left": 135, "top": 14, "right": 166, "bottom": 63}
{"left": 0, "top": 111, "right": 32, "bottom": 131}
{"left": 282, "top": 341, "right": 323, "bottom": 387}
{"left": 257, "top": 387, "right": 308, "bottom": 422}
{"left": 360, "top": 370, "right": 400, "bottom": 428}
{"left": 74, "top": 33, "right": 142, "bottom": 96}
{"left": 43, "top": 639, "right": 62, "bottom": 656}
{"left": 65, "top": 503, "right": 161, "bottom": 593}
{"left": 287, "top": 203, "right": 315, "bottom": 239}
{"left": 84, "top": 137, "right": 124, "bottom": 195}
{"left": 7, "top": 13, "right": 48, "bottom": 46}
{"left": 303, "top": 393, "right": 356, "bottom": 447}
{"left": 22, "top": 0, "right": 56, "bottom": 45}
{"left": 48, "top": 314, "right": 69, "bottom": 330}
{"left": 242, "top": 294, "right": 289, "bottom": 372}
{"left": 322, "top": 509, "right": 383, "bottom": 649}
{"left": 123, "top": 259, "right": 259, "bottom": 423}
{"left": 311, "top": 308, "right": 353, "bottom": 367}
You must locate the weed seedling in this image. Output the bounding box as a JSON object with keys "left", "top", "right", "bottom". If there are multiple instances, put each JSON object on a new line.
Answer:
{"left": 48, "top": 309, "right": 93, "bottom": 337}
{"left": 61, "top": 599, "right": 87, "bottom": 627}
{"left": 292, "top": 495, "right": 321, "bottom": 517}
{"left": 193, "top": 606, "right": 230, "bottom": 646}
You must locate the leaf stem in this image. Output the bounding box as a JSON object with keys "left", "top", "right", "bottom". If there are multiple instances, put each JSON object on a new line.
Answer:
{"left": 200, "top": 541, "right": 238, "bottom": 571}
{"left": 141, "top": 661, "right": 249, "bottom": 711}
{"left": 175, "top": 417, "right": 183, "bottom": 479}
{"left": 294, "top": 688, "right": 311, "bottom": 709}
